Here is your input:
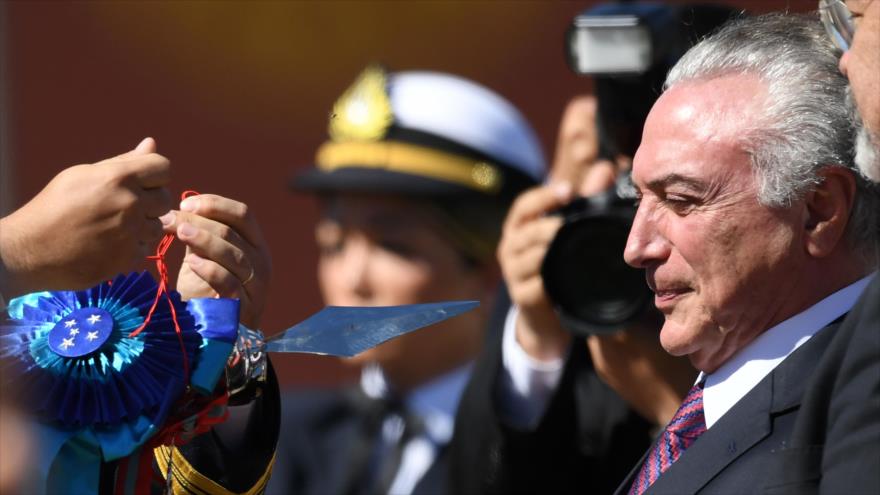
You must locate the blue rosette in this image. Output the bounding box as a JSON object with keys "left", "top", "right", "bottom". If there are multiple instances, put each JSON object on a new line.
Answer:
{"left": 0, "top": 271, "right": 240, "bottom": 494}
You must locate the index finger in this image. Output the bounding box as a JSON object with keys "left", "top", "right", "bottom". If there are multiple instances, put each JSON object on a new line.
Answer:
{"left": 549, "top": 95, "right": 599, "bottom": 185}
{"left": 504, "top": 183, "right": 573, "bottom": 233}
{"left": 178, "top": 194, "right": 265, "bottom": 247}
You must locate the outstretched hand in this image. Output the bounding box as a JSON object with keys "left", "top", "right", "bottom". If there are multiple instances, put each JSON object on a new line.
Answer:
{"left": 0, "top": 138, "right": 171, "bottom": 298}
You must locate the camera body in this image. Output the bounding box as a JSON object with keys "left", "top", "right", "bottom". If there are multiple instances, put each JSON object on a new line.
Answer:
{"left": 541, "top": 177, "right": 651, "bottom": 336}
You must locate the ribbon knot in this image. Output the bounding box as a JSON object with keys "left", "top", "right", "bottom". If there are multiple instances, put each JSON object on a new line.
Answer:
{"left": 128, "top": 190, "right": 201, "bottom": 379}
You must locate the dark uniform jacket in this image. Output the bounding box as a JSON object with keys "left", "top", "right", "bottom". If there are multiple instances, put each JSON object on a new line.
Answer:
{"left": 98, "top": 362, "right": 281, "bottom": 495}
{"left": 267, "top": 386, "right": 450, "bottom": 495}
{"left": 448, "top": 288, "right": 653, "bottom": 494}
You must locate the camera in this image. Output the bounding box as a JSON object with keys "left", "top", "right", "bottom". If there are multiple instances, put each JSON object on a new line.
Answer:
{"left": 542, "top": 2, "right": 738, "bottom": 335}
{"left": 541, "top": 175, "right": 651, "bottom": 336}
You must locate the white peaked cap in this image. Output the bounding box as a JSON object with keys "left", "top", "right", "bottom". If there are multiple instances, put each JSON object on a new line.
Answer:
{"left": 389, "top": 71, "right": 546, "bottom": 182}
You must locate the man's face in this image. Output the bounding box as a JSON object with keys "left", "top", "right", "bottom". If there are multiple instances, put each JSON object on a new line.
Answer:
{"left": 624, "top": 75, "right": 809, "bottom": 373}
{"left": 841, "top": 1, "right": 880, "bottom": 179}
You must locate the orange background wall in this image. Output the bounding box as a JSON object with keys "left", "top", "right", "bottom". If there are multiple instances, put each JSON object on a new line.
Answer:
{"left": 1, "top": 0, "right": 812, "bottom": 388}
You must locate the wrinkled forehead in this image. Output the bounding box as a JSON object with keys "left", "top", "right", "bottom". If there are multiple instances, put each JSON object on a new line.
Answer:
{"left": 653, "top": 74, "right": 768, "bottom": 140}
{"left": 632, "top": 74, "right": 767, "bottom": 185}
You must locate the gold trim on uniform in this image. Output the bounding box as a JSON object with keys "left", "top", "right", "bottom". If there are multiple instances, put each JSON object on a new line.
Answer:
{"left": 315, "top": 140, "right": 502, "bottom": 194}
{"left": 154, "top": 445, "right": 275, "bottom": 495}
{"left": 329, "top": 66, "right": 393, "bottom": 142}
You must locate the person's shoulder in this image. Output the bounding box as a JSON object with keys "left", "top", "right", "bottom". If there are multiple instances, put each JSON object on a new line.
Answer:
{"left": 824, "top": 275, "right": 880, "bottom": 357}
{"left": 846, "top": 276, "right": 880, "bottom": 327}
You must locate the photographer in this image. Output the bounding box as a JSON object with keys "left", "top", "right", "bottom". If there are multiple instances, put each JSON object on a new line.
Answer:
{"left": 449, "top": 3, "right": 735, "bottom": 493}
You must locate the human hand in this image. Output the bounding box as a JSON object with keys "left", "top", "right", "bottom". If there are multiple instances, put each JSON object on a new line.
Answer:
{"left": 499, "top": 183, "right": 574, "bottom": 360}
{"left": 160, "top": 194, "right": 272, "bottom": 329}
{"left": 586, "top": 320, "right": 695, "bottom": 426}
{"left": 0, "top": 138, "right": 171, "bottom": 298}
{"left": 500, "top": 96, "right": 618, "bottom": 361}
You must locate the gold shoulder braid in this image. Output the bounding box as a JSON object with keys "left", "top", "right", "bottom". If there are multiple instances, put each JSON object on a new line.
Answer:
{"left": 329, "top": 65, "right": 393, "bottom": 142}
{"left": 154, "top": 445, "right": 275, "bottom": 495}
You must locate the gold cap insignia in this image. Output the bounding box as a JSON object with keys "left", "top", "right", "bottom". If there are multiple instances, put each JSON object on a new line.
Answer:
{"left": 329, "top": 66, "right": 393, "bottom": 142}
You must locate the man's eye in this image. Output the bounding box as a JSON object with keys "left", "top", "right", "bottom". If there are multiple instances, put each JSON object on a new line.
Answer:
{"left": 662, "top": 195, "right": 696, "bottom": 213}
{"left": 851, "top": 13, "right": 863, "bottom": 29}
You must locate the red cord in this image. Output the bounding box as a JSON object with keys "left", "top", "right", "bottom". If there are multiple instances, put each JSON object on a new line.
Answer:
{"left": 128, "top": 190, "right": 201, "bottom": 381}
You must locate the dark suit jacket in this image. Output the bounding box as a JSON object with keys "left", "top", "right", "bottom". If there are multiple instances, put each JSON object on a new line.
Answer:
{"left": 449, "top": 288, "right": 653, "bottom": 494}
{"left": 614, "top": 278, "right": 880, "bottom": 495}
{"left": 266, "top": 386, "right": 449, "bottom": 495}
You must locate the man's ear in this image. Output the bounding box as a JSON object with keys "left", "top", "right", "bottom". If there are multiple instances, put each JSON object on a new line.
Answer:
{"left": 803, "top": 166, "right": 857, "bottom": 258}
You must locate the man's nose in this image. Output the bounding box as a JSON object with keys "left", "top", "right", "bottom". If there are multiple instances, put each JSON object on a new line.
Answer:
{"left": 839, "top": 50, "right": 850, "bottom": 77}
{"left": 624, "top": 204, "right": 670, "bottom": 268}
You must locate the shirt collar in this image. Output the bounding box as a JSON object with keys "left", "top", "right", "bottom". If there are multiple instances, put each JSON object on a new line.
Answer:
{"left": 360, "top": 362, "right": 472, "bottom": 445}
{"left": 701, "top": 272, "right": 875, "bottom": 428}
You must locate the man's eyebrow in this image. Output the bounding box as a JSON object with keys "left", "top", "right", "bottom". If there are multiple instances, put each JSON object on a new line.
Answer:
{"left": 645, "top": 173, "right": 708, "bottom": 192}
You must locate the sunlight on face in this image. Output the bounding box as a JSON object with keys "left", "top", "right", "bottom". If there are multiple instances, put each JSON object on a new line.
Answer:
{"left": 624, "top": 75, "right": 808, "bottom": 372}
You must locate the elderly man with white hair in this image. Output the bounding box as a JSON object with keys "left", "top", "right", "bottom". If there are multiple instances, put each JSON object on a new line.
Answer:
{"left": 618, "top": 12, "right": 879, "bottom": 495}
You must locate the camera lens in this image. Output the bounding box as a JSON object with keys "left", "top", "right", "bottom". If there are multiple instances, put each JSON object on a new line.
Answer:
{"left": 542, "top": 209, "right": 651, "bottom": 335}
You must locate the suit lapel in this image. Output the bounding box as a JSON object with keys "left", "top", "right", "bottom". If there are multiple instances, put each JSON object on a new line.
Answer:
{"left": 647, "top": 375, "right": 773, "bottom": 494}
{"left": 641, "top": 322, "right": 839, "bottom": 494}
{"left": 614, "top": 446, "right": 653, "bottom": 495}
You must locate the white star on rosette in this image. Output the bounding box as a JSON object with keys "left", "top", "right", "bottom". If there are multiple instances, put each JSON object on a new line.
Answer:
{"left": 87, "top": 314, "right": 102, "bottom": 325}
{"left": 86, "top": 331, "right": 99, "bottom": 342}
{"left": 69, "top": 328, "right": 80, "bottom": 336}
{"left": 60, "top": 337, "right": 75, "bottom": 350}
{"left": 64, "top": 319, "right": 77, "bottom": 328}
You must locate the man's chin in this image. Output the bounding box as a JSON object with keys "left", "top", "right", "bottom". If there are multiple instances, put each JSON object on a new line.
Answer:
{"left": 658, "top": 323, "right": 698, "bottom": 358}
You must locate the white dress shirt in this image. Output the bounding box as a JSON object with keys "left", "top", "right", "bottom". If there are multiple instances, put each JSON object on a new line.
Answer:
{"left": 498, "top": 305, "right": 567, "bottom": 428}
{"left": 500, "top": 273, "right": 876, "bottom": 430}
{"left": 700, "top": 273, "right": 875, "bottom": 428}
{"left": 360, "top": 362, "right": 472, "bottom": 495}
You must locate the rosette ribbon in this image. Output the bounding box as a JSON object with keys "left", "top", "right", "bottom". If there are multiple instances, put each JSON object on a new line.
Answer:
{"left": 0, "top": 271, "right": 239, "bottom": 495}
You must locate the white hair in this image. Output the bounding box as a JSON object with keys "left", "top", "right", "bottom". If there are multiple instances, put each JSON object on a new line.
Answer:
{"left": 665, "top": 13, "right": 880, "bottom": 265}
{"left": 854, "top": 120, "right": 880, "bottom": 183}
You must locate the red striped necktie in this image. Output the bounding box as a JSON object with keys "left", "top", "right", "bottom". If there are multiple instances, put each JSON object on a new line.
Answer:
{"left": 628, "top": 382, "right": 707, "bottom": 495}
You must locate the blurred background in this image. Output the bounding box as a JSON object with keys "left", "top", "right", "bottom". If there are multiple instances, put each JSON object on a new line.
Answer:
{"left": 0, "top": 0, "right": 812, "bottom": 389}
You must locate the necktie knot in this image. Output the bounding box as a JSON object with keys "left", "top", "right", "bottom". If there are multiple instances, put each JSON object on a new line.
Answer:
{"left": 666, "top": 383, "right": 706, "bottom": 439}
{"left": 628, "top": 382, "right": 707, "bottom": 495}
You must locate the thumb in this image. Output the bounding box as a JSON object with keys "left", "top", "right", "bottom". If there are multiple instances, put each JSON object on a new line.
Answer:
{"left": 133, "top": 137, "right": 156, "bottom": 154}
{"left": 105, "top": 137, "right": 157, "bottom": 162}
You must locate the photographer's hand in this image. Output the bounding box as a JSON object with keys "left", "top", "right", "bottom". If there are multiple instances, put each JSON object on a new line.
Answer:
{"left": 500, "top": 96, "right": 616, "bottom": 362}
{"left": 499, "top": 183, "right": 574, "bottom": 361}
